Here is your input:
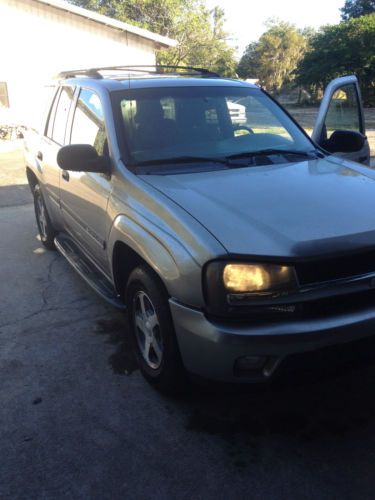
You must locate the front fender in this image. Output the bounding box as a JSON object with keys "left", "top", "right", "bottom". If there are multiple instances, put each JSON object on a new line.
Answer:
{"left": 107, "top": 214, "right": 204, "bottom": 307}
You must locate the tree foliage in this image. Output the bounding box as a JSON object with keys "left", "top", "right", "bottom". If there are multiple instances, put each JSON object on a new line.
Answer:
{"left": 297, "top": 14, "right": 375, "bottom": 105}
{"left": 69, "top": 0, "right": 181, "bottom": 36}
{"left": 237, "top": 20, "right": 308, "bottom": 92}
{"left": 157, "top": 5, "right": 236, "bottom": 76}
{"left": 341, "top": 0, "right": 375, "bottom": 20}
{"left": 68, "top": 0, "right": 237, "bottom": 76}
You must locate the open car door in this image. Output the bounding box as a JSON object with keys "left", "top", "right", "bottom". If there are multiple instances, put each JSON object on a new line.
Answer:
{"left": 311, "top": 75, "right": 370, "bottom": 165}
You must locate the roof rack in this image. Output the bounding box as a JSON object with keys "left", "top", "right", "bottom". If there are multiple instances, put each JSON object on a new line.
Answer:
{"left": 56, "top": 68, "right": 103, "bottom": 79}
{"left": 56, "top": 65, "right": 221, "bottom": 80}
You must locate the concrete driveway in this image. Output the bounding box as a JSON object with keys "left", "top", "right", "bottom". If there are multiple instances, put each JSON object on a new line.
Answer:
{"left": 2, "top": 146, "right": 375, "bottom": 499}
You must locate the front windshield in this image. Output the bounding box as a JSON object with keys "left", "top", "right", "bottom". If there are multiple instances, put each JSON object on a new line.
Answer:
{"left": 113, "top": 85, "right": 314, "bottom": 167}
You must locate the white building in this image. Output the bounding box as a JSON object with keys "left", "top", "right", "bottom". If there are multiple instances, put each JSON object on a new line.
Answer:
{"left": 0, "top": 0, "right": 176, "bottom": 124}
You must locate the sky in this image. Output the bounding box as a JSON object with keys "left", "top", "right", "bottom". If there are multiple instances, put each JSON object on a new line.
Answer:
{"left": 205, "top": 0, "right": 344, "bottom": 57}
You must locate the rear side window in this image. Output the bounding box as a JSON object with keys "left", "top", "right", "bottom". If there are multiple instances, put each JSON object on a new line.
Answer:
{"left": 70, "top": 89, "right": 107, "bottom": 156}
{"left": 44, "top": 87, "right": 59, "bottom": 137}
{"left": 51, "top": 86, "right": 74, "bottom": 145}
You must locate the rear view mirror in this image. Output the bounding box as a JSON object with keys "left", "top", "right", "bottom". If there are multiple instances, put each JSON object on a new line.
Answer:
{"left": 57, "top": 144, "right": 110, "bottom": 173}
{"left": 321, "top": 130, "right": 366, "bottom": 154}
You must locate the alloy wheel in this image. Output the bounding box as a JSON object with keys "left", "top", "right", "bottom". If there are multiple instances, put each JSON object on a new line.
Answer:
{"left": 36, "top": 195, "right": 48, "bottom": 239}
{"left": 133, "top": 290, "right": 163, "bottom": 370}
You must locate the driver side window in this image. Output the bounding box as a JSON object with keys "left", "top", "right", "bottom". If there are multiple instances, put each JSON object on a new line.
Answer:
{"left": 70, "top": 89, "right": 107, "bottom": 156}
{"left": 322, "top": 83, "right": 361, "bottom": 140}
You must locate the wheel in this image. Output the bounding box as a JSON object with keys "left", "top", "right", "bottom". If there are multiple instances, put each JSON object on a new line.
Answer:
{"left": 126, "top": 265, "right": 187, "bottom": 395}
{"left": 33, "top": 184, "right": 57, "bottom": 250}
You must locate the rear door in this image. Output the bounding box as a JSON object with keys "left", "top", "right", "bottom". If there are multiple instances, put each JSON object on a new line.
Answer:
{"left": 37, "top": 85, "right": 76, "bottom": 226}
{"left": 59, "top": 87, "right": 112, "bottom": 274}
{"left": 311, "top": 75, "right": 370, "bottom": 165}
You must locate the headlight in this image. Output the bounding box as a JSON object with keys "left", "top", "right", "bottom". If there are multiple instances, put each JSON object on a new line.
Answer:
{"left": 204, "top": 261, "right": 298, "bottom": 317}
{"left": 223, "top": 263, "right": 294, "bottom": 293}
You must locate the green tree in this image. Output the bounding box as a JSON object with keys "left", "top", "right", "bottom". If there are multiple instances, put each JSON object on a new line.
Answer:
{"left": 158, "top": 5, "right": 236, "bottom": 76}
{"left": 341, "top": 0, "right": 375, "bottom": 20}
{"left": 237, "top": 20, "right": 308, "bottom": 92}
{"left": 297, "top": 14, "right": 375, "bottom": 105}
{"left": 68, "top": 0, "right": 237, "bottom": 76}
{"left": 69, "top": 0, "right": 181, "bottom": 36}
{"left": 237, "top": 42, "right": 260, "bottom": 80}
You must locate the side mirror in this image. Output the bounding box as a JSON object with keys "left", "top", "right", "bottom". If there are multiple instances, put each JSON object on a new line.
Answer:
{"left": 57, "top": 144, "right": 110, "bottom": 173}
{"left": 321, "top": 130, "right": 366, "bottom": 154}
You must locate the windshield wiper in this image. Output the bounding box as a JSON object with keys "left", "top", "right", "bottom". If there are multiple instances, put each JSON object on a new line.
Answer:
{"left": 134, "top": 155, "right": 230, "bottom": 167}
{"left": 133, "top": 149, "right": 323, "bottom": 170}
{"left": 226, "top": 149, "right": 321, "bottom": 160}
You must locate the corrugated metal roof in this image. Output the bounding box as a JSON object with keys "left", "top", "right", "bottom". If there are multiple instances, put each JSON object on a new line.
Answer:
{"left": 32, "top": 0, "right": 177, "bottom": 48}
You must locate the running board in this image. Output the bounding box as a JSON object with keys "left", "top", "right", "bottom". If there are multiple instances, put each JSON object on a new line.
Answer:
{"left": 54, "top": 234, "right": 126, "bottom": 310}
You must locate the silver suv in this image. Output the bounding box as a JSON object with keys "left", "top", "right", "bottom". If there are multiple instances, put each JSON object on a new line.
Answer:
{"left": 24, "top": 66, "right": 373, "bottom": 392}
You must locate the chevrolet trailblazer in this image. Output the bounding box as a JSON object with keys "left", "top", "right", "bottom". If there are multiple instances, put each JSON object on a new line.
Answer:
{"left": 24, "top": 66, "right": 373, "bottom": 392}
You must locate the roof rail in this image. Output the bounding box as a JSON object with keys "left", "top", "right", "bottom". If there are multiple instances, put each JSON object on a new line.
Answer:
{"left": 56, "top": 68, "right": 103, "bottom": 79}
{"left": 56, "top": 65, "right": 221, "bottom": 80}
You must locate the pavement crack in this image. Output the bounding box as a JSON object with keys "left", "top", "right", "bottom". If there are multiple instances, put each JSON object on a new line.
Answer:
{"left": 41, "top": 255, "right": 60, "bottom": 306}
{"left": 0, "top": 302, "right": 98, "bottom": 330}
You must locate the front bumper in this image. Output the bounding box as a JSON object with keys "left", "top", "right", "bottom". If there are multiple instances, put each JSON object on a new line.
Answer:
{"left": 169, "top": 299, "right": 375, "bottom": 382}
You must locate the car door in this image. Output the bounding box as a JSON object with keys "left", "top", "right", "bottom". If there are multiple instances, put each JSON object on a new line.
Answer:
{"left": 59, "top": 87, "right": 112, "bottom": 274}
{"left": 311, "top": 75, "right": 370, "bottom": 165}
{"left": 37, "top": 85, "right": 76, "bottom": 226}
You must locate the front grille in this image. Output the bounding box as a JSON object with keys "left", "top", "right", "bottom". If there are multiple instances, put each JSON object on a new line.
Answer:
{"left": 298, "top": 289, "right": 375, "bottom": 318}
{"left": 212, "top": 288, "right": 375, "bottom": 325}
{"left": 296, "top": 248, "right": 375, "bottom": 285}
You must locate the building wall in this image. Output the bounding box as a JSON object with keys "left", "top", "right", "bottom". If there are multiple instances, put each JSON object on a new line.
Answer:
{"left": 0, "top": 0, "right": 157, "bottom": 124}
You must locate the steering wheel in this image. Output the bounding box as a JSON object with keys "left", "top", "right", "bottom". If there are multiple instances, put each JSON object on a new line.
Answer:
{"left": 232, "top": 124, "right": 254, "bottom": 135}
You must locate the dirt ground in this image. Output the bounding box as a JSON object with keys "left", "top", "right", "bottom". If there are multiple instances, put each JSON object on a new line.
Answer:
{"left": 0, "top": 140, "right": 26, "bottom": 186}
{"left": 0, "top": 140, "right": 32, "bottom": 207}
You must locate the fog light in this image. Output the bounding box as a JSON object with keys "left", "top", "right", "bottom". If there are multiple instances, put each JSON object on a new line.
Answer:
{"left": 235, "top": 356, "right": 267, "bottom": 372}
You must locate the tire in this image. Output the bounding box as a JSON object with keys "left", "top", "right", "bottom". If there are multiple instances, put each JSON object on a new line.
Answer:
{"left": 126, "top": 265, "right": 187, "bottom": 395}
{"left": 33, "top": 184, "right": 57, "bottom": 250}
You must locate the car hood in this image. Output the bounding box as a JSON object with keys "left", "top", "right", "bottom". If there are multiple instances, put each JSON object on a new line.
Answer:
{"left": 140, "top": 157, "right": 375, "bottom": 258}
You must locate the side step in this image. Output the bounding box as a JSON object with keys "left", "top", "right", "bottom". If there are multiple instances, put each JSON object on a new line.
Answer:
{"left": 54, "top": 234, "right": 126, "bottom": 310}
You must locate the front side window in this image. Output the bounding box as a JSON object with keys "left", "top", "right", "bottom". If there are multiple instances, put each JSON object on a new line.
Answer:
{"left": 51, "top": 86, "right": 75, "bottom": 145}
{"left": 114, "top": 86, "right": 313, "bottom": 168}
{"left": 70, "top": 89, "right": 107, "bottom": 156}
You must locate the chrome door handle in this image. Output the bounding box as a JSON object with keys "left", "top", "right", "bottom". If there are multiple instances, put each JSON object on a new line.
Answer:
{"left": 37, "top": 151, "right": 43, "bottom": 161}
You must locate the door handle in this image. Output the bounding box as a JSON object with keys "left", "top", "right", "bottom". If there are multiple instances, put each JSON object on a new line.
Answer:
{"left": 37, "top": 151, "right": 43, "bottom": 161}
{"left": 62, "top": 170, "right": 70, "bottom": 182}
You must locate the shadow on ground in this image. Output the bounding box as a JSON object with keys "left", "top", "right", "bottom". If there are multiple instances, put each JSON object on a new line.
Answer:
{"left": 177, "top": 345, "right": 375, "bottom": 468}
{"left": 99, "top": 307, "right": 375, "bottom": 465}
{"left": 0, "top": 184, "right": 32, "bottom": 207}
